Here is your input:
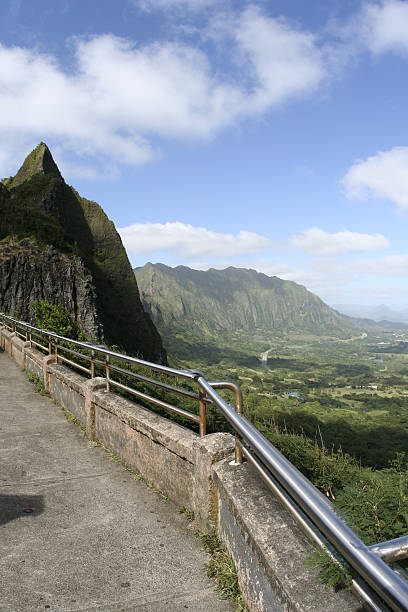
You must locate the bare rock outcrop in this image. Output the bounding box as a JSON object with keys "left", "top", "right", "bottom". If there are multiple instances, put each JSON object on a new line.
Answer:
{"left": 0, "top": 237, "right": 103, "bottom": 340}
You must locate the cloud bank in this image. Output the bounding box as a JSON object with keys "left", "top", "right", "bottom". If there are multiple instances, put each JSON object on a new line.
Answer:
{"left": 119, "top": 221, "right": 273, "bottom": 259}
{"left": 0, "top": 6, "right": 325, "bottom": 176}
{"left": 291, "top": 227, "right": 389, "bottom": 255}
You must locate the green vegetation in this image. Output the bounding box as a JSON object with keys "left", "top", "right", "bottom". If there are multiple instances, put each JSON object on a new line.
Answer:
{"left": 29, "top": 300, "right": 81, "bottom": 339}
{"left": 198, "top": 530, "right": 247, "bottom": 610}
{"left": 132, "top": 269, "right": 408, "bottom": 584}
{"left": 24, "top": 370, "right": 49, "bottom": 395}
{"left": 134, "top": 263, "right": 366, "bottom": 340}
{"left": 5, "top": 142, "right": 61, "bottom": 188}
{"left": 305, "top": 549, "right": 353, "bottom": 589}
{"left": 61, "top": 407, "right": 82, "bottom": 428}
{"left": 1, "top": 144, "right": 165, "bottom": 361}
{"left": 0, "top": 175, "right": 75, "bottom": 253}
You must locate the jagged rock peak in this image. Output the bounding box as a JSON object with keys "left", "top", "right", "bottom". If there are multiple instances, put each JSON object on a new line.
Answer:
{"left": 10, "top": 142, "right": 61, "bottom": 187}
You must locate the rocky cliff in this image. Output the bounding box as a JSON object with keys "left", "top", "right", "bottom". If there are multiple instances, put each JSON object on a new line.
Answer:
{"left": 1, "top": 144, "right": 166, "bottom": 362}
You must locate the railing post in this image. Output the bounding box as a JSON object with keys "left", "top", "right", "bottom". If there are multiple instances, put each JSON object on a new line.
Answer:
{"left": 91, "top": 349, "right": 95, "bottom": 378}
{"left": 207, "top": 380, "right": 244, "bottom": 464}
{"left": 48, "top": 334, "right": 51, "bottom": 355}
{"left": 234, "top": 386, "right": 243, "bottom": 465}
{"left": 105, "top": 353, "right": 110, "bottom": 391}
{"left": 198, "top": 389, "right": 206, "bottom": 437}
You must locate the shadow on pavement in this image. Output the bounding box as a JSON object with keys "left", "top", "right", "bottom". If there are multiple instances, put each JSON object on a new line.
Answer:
{"left": 0, "top": 494, "right": 44, "bottom": 526}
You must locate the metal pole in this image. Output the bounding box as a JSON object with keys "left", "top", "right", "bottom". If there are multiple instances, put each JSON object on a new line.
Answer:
{"left": 105, "top": 353, "right": 110, "bottom": 391}
{"left": 208, "top": 380, "right": 243, "bottom": 464}
{"left": 198, "top": 389, "right": 206, "bottom": 437}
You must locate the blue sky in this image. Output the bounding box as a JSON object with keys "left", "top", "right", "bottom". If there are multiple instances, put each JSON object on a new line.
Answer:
{"left": 1, "top": 0, "right": 408, "bottom": 309}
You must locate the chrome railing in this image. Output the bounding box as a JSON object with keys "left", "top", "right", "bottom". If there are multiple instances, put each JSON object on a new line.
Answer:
{"left": 0, "top": 312, "right": 234, "bottom": 436}
{"left": 1, "top": 312, "right": 408, "bottom": 611}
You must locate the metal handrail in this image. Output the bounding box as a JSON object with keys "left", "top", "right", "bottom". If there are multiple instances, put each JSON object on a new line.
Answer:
{"left": 0, "top": 313, "right": 213, "bottom": 434}
{"left": 1, "top": 312, "right": 408, "bottom": 610}
{"left": 198, "top": 377, "right": 408, "bottom": 612}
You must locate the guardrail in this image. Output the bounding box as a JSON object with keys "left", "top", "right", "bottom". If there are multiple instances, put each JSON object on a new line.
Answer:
{"left": 1, "top": 312, "right": 408, "bottom": 611}
{"left": 1, "top": 312, "right": 240, "bottom": 438}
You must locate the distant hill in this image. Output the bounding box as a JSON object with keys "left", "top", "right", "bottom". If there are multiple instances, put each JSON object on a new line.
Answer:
{"left": 0, "top": 143, "right": 165, "bottom": 362}
{"left": 333, "top": 303, "right": 408, "bottom": 325}
{"left": 134, "top": 263, "right": 368, "bottom": 344}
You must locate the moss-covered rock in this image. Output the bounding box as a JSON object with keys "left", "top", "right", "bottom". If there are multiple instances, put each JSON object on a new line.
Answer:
{"left": 6, "top": 142, "right": 61, "bottom": 188}
{"left": 0, "top": 144, "right": 166, "bottom": 363}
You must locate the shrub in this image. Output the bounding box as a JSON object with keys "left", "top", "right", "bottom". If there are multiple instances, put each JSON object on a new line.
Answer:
{"left": 29, "top": 300, "right": 79, "bottom": 339}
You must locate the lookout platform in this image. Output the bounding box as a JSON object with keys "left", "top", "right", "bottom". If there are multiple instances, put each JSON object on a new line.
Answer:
{"left": 0, "top": 351, "right": 234, "bottom": 611}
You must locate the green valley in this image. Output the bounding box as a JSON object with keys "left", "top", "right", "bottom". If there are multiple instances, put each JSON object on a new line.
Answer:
{"left": 134, "top": 262, "right": 408, "bottom": 552}
{"left": 134, "top": 262, "right": 408, "bottom": 464}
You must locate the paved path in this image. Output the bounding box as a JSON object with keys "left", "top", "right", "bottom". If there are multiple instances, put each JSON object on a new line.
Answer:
{"left": 0, "top": 351, "right": 235, "bottom": 612}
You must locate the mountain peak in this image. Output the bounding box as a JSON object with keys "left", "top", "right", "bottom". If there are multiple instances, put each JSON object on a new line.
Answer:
{"left": 10, "top": 142, "right": 61, "bottom": 187}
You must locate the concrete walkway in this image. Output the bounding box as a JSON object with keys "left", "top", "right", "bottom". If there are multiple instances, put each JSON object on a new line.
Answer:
{"left": 0, "top": 351, "right": 235, "bottom": 612}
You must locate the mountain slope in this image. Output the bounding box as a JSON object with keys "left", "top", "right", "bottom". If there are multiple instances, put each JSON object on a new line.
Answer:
{"left": 134, "top": 263, "right": 361, "bottom": 341}
{"left": 1, "top": 143, "right": 165, "bottom": 362}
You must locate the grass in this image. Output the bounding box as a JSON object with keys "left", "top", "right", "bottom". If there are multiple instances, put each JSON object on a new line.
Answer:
{"left": 179, "top": 496, "right": 247, "bottom": 610}
{"left": 179, "top": 506, "right": 195, "bottom": 523}
{"left": 197, "top": 530, "right": 247, "bottom": 611}
{"left": 24, "top": 369, "right": 49, "bottom": 395}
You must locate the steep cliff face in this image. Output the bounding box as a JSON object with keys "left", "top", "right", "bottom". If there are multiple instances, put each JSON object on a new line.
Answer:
{"left": 135, "top": 263, "right": 361, "bottom": 338}
{"left": 0, "top": 237, "right": 103, "bottom": 339}
{"left": 0, "top": 144, "right": 166, "bottom": 362}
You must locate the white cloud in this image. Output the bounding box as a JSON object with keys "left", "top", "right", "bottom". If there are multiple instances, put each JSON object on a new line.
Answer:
{"left": 343, "top": 147, "right": 408, "bottom": 212}
{"left": 358, "top": 254, "right": 408, "bottom": 276}
{"left": 291, "top": 227, "right": 389, "bottom": 255}
{"left": 0, "top": 7, "right": 325, "bottom": 177}
{"left": 359, "top": 0, "right": 408, "bottom": 55}
{"left": 279, "top": 258, "right": 354, "bottom": 289}
{"left": 119, "top": 221, "right": 273, "bottom": 259}
{"left": 233, "top": 7, "right": 324, "bottom": 112}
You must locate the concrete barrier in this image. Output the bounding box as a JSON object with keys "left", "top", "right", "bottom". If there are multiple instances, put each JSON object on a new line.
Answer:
{"left": 213, "top": 461, "right": 359, "bottom": 612}
{"left": 0, "top": 325, "right": 361, "bottom": 611}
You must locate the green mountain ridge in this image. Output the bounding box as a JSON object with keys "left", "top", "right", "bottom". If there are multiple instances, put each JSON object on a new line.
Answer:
{"left": 134, "top": 263, "right": 371, "bottom": 345}
{"left": 1, "top": 144, "right": 165, "bottom": 362}
{"left": 135, "top": 263, "right": 408, "bottom": 363}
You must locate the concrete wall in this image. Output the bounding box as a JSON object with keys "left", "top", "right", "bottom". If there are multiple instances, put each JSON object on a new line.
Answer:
{"left": 213, "top": 461, "right": 360, "bottom": 612}
{"left": 0, "top": 326, "right": 234, "bottom": 526}
{"left": 0, "top": 324, "right": 362, "bottom": 612}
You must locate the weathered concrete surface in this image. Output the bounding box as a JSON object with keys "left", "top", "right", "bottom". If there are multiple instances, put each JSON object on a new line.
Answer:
{"left": 213, "top": 460, "right": 364, "bottom": 612}
{"left": 91, "top": 387, "right": 234, "bottom": 524}
{"left": 0, "top": 351, "right": 235, "bottom": 611}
